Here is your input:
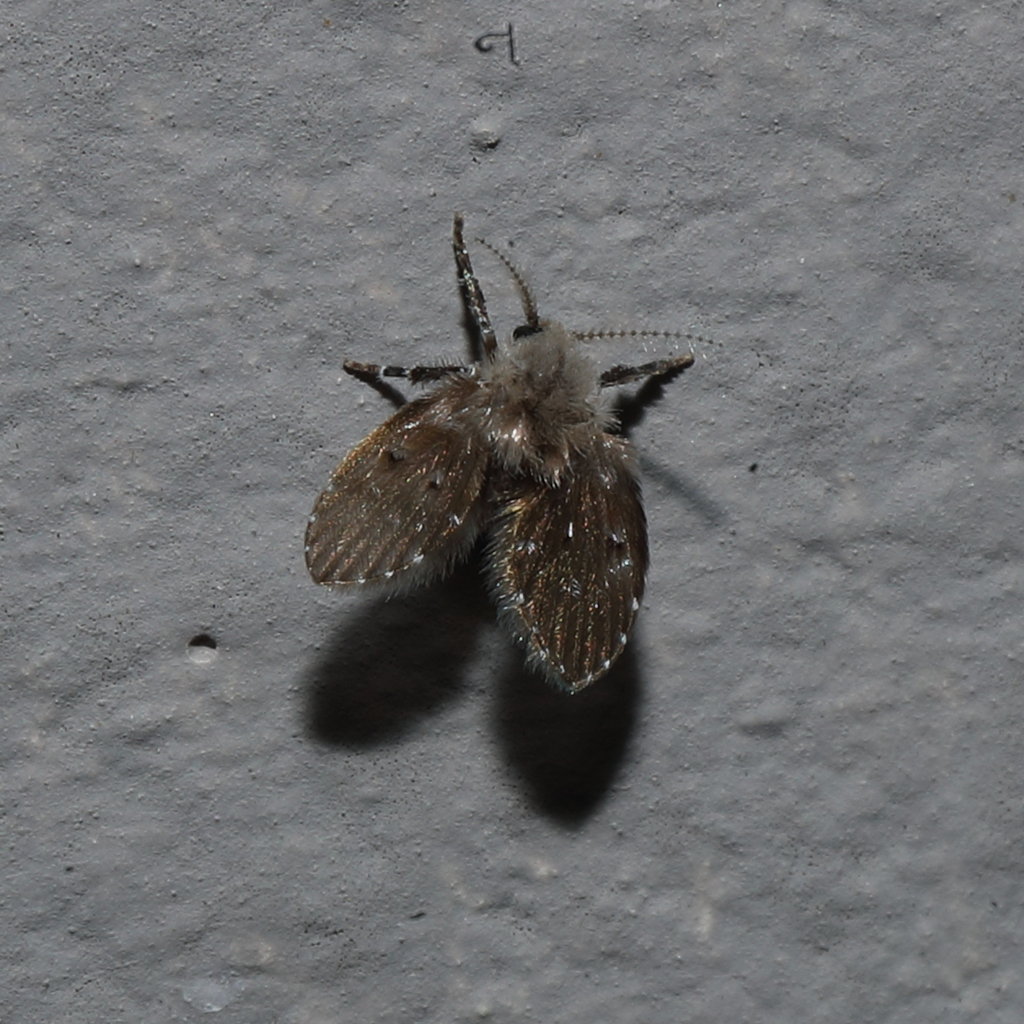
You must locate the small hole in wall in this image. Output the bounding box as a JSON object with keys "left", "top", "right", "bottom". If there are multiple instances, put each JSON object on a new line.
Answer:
{"left": 187, "top": 633, "right": 218, "bottom": 664}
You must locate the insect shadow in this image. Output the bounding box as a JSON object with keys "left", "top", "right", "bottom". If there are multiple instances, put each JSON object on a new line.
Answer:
{"left": 491, "top": 642, "right": 641, "bottom": 823}
{"left": 304, "top": 557, "right": 490, "bottom": 746}
{"left": 304, "top": 550, "right": 640, "bottom": 822}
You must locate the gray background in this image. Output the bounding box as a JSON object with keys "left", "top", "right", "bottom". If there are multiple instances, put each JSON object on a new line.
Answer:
{"left": 3, "top": 0, "right": 1023, "bottom": 1020}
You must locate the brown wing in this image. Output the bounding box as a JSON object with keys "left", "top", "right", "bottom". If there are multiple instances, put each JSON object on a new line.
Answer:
{"left": 305, "top": 375, "right": 489, "bottom": 587}
{"left": 487, "top": 433, "right": 648, "bottom": 691}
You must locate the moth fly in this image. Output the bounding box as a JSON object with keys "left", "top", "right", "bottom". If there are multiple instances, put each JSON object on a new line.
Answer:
{"left": 305, "top": 214, "right": 695, "bottom": 691}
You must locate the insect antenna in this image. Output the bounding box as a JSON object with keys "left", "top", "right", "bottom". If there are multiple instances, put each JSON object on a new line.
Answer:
{"left": 572, "top": 327, "right": 709, "bottom": 348}
{"left": 473, "top": 237, "right": 541, "bottom": 334}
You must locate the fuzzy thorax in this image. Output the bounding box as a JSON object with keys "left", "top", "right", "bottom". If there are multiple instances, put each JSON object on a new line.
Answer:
{"left": 478, "top": 320, "right": 615, "bottom": 483}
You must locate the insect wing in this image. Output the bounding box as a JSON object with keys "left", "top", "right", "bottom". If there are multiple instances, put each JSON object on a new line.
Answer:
{"left": 305, "top": 376, "right": 488, "bottom": 587}
{"left": 488, "top": 435, "right": 649, "bottom": 691}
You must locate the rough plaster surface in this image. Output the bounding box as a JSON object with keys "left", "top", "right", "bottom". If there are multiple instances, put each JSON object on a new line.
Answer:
{"left": 3, "top": 1, "right": 1023, "bottom": 1021}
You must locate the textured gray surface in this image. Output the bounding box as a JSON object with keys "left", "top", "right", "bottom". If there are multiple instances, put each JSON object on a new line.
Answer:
{"left": 3, "top": 1, "right": 1024, "bottom": 1021}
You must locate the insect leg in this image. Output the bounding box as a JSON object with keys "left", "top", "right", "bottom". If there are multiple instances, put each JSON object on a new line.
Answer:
{"left": 452, "top": 213, "right": 498, "bottom": 360}
{"left": 599, "top": 352, "right": 695, "bottom": 388}
{"left": 342, "top": 361, "right": 469, "bottom": 408}
{"left": 343, "top": 361, "right": 469, "bottom": 385}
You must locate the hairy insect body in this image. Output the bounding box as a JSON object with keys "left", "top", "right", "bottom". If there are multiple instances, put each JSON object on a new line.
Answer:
{"left": 480, "top": 322, "right": 612, "bottom": 483}
{"left": 305, "top": 215, "right": 693, "bottom": 692}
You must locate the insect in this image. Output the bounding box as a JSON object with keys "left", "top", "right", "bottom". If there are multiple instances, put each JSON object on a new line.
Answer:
{"left": 305, "top": 214, "right": 695, "bottom": 691}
